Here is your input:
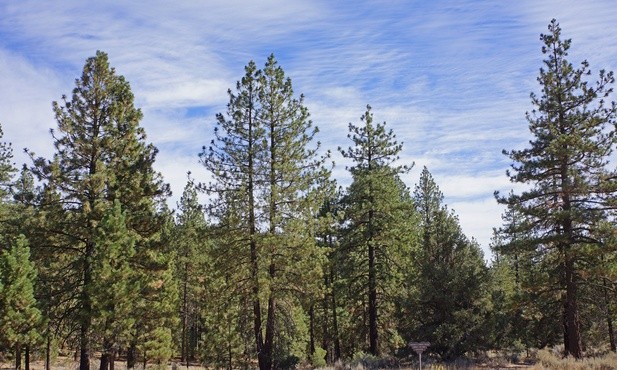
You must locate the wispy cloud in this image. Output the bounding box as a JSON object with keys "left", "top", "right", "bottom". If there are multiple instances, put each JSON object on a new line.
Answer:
{"left": 1, "top": 0, "right": 617, "bottom": 257}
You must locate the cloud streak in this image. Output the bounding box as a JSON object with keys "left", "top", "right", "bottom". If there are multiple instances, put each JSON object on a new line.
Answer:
{"left": 2, "top": 1, "right": 617, "bottom": 257}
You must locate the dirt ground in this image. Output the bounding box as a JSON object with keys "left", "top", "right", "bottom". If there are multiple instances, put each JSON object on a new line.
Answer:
{"left": 0, "top": 358, "right": 204, "bottom": 370}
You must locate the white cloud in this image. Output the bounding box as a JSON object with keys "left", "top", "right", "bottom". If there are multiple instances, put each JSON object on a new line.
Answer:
{"left": 2, "top": 0, "right": 617, "bottom": 262}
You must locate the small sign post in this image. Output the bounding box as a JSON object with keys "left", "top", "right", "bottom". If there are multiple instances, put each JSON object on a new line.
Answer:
{"left": 409, "top": 342, "right": 430, "bottom": 370}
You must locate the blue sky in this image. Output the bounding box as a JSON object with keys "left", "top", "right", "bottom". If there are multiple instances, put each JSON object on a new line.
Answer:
{"left": 2, "top": 1, "right": 617, "bottom": 257}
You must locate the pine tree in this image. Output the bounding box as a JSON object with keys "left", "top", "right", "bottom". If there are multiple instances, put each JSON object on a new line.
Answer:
{"left": 201, "top": 55, "right": 330, "bottom": 370}
{"left": 497, "top": 19, "right": 617, "bottom": 358}
{"left": 0, "top": 236, "right": 43, "bottom": 370}
{"left": 338, "top": 105, "right": 416, "bottom": 356}
{"left": 14, "top": 170, "right": 69, "bottom": 370}
{"left": 200, "top": 59, "right": 264, "bottom": 368}
{"left": 411, "top": 167, "right": 489, "bottom": 359}
{"left": 90, "top": 200, "right": 138, "bottom": 370}
{"left": 174, "top": 178, "right": 209, "bottom": 365}
{"left": 491, "top": 204, "right": 562, "bottom": 352}
{"left": 29, "top": 51, "right": 170, "bottom": 370}
{"left": 0, "top": 123, "right": 17, "bottom": 247}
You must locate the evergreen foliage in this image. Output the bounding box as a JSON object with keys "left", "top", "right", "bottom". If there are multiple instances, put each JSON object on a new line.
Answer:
{"left": 497, "top": 19, "right": 617, "bottom": 358}
{"left": 338, "top": 106, "right": 416, "bottom": 356}
{"left": 200, "top": 55, "right": 331, "bottom": 370}
{"left": 2, "top": 18, "right": 615, "bottom": 367}
{"left": 174, "top": 178, "right": 210, "bottom": 365}
{"left": 28, "top": 51, "right": 170, "bottom": 370}
{"left": 408, "top": 167, "right": 490, "bottom": 359}
{"left": 0, "top": 236, "right": 43, "bottom": 370}
{"left": 90, "top": 200, "right": 138, "bottom": 368}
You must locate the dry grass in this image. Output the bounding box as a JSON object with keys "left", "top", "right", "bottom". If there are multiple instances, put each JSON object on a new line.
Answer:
{"left": 4, "top": 351, "right": 617, "bottom": 370}
{"left": 528, "top": 349, "right": 617, "bottom": 370}
{"left": 0, "top": 358, "right": 203, "bottom": 370}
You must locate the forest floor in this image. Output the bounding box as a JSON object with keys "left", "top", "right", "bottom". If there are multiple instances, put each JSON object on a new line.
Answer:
{"left": 0, "top": 362, "right": 535, "bottom": 370}
{"left": 0, "top": 360, "right": 535, "bottom": 370}
{"left": 0, "top": 357, "right": 204, "bottom": 370}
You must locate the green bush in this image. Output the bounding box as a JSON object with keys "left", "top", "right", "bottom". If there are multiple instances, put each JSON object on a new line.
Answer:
{"left": 311, "top": 347, "right": 327, "bottom": 368}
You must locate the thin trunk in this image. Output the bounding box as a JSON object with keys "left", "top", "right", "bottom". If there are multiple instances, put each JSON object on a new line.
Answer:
{"left": 109, "top": 349, "right": 115, "bottom": 370}
{"left": 330, "top": 260, "right": 341, "bottom": 361}
{"left": 560, "top": 162, "right": 582, "bottom": 358}
{"left": 603, "top": 276, "right": 616, "bottom": 352}
{"left": 45, "top": 335, "right": 51, "bottom": 370}
{"left": 322, "top": 272, "right": 330, "bottom": 362}
{"left": 562, "top": 291, "right": 569, "bottom": 356}
{"left": 260, "top": 295, "right": 276, "bottom": 370}
{"left": 367, "top": 142, "right": 379, "bottom": 356}
{"left": 247, "top": 99, "right": 264, "bottom": 367}
{"left": 309, "top": 305, "right": 315, "bottom": 355}
{"left": 80, "top": 242, "right": 94, "bottom": 370}
{"left": 228, "top": 332, "right": 233, "bottom": 370}
{"left": 181, "top": 265, "right": 188, "bottom": 365}
{"left": 257, "top": 102, "right": 277, "bottom": 370}
{"left": 368, "top": 238, "right": 379, "bottom": 356}
{"left": 99, "top": 353, "right": 109, "bottom": 370}
{"left": 564, "top": 253, "right": 582, "bottom": 358}
{"left": 25, "top": 345, "right": 30, "bottom": 370}
{"left": 16, "top": 345, "right": 22, "bottom": 370}
{"left": 99, "top": 338, "right": 111, "bottom": 370}
{"left": 126, "top": 341, "right": 136, "bottom": 369}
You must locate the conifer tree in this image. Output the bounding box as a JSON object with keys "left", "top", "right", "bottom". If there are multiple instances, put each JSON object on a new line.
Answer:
{"left": 201, "top": 55, "right": 330, "bottom": 370}
{"left": 0, "top": 236, "right": 43, "bottom": 370}
{"left": 201, "top": 59, "right": 264, "bottom": 368}
{"left": 491, "top": 204, "right": 562, "bottom": 352}
{"left": 90, "top": 200, "right": 138, "bottom": 370}
{"left": 497, "top": 19, "right": 617, "bottom": 358}
{"left": 338, "top": 106, "right": 415, "bottom": 356}
{"left": 0, "top": 124, "right": 15, "bottom": 204}
{"left": 0, "top": 123, "right": 17, "bottom": 248}
{"left": 174, "top": 178, "right": 209, "bottom": 364}
{"left": 411, "top": 167, "right": 489, "bottom": 359}
{"left": 29, "top": 51, "right": 170, "bottom": 370}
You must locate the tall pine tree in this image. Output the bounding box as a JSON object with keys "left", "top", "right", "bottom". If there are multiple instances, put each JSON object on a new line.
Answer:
{"left": 497, "top": 19, "right": 617, "bottom": 358}
{"left": 29, "top": 51, "right": 170, "bottom": 370}
{"left": 338, "top": 105, "right": 416, "bottom": 356}
{"left": 201, "top": 55, "right": 330, "bottom": 370}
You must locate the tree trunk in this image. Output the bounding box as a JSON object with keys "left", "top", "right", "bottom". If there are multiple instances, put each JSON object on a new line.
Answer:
{"left": 259, "top": 295, "right": 276, "bottom": 370}
{"left": 251, "top": 237, "right": 263, "bottom": 365}
{"left": 46, "top": 335, "right": 51, "bottom": 370}
{"left": 80, "top": 242, "right": 94, "bottom": 370}
{"left": 16, "top": 345, "right": 22, "bottom": 370}
{"left": 181, "top": 269, "right": 188, "bottom": 365}
{"left": 99, "top": 338, "right": 110, "bottom": 370}
{"left": 322, "top": 272, "right": 330, "bottom": 362}
{"left": 309, "top": 305, "right": 315, "bottom": 355}
{"left": 126, "top": 341, "right": 137, "bottom": 369}
{"left": 247, "top": 104, "right": 264, "bottom": 369}
{"left": 331, "top": 264, "right": 341, "bottom": 361}
{"left": 564, "top": 254, "right": 582, "bottom": 358}
{"left": 368, "top": 239, "right": 379, "bottom": 356}
{"left": 228, "top": 333, "right": 233, "bottom": 370}
{"left": 603, "top": 277, "right": 617, "bottom": 352}
{"left": 109, "top": 348, "right": 115, "bottom": 370}
{"left": 25, "top": 345, "right": 30, "bottom": 370}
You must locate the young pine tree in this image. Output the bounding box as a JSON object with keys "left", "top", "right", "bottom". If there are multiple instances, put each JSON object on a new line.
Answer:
{"left": 174, "top": 178, "right": 209, "bottom": 365}
{"left": 338, "top": 106, "right": 416, "bottom": 356}
{"left": 0, "top": 236, "right": 43, "bottom": 370}
{"left": 411, "top": 167, "right": 489, "bottom": 360}
{"left": 90, "top": 200, "right": 138, "bottom": 370}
